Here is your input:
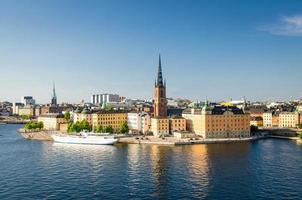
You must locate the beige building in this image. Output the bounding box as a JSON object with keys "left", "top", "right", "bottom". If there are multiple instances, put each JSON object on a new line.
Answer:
{"left": 73, "top": 107, "right": 93, "bottom": 124}
{"left": 182, "top": 104, "right": 250, "bottom": 139}
{"left": 18, "top": 105, "right": 35, "bottom": 116}
{"left": 151, "top": 118, "right": 169, "bottom": 136}
{"left": 169, "top": 117, "right": 186, "bottom": 133}
{"left": 73, "top": 108, "right": 128, "bottom": 132}
{"left": 279, "top": 112, "right": 299, "bottom": 128}
{"left": 38, "top": 113, "right": 67, "bottom": 131}
{"left": 263, "top": 112, "right": 279, "bottom": 127}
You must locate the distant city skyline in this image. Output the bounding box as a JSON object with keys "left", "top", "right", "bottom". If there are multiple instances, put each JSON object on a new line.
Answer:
{"left": 1, "top": 0, "right": 302, "bottom": 103}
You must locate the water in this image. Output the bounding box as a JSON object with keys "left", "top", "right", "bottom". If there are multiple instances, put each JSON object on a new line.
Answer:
{"left": 0, "top": 124, "right": 301, "bottom": 200}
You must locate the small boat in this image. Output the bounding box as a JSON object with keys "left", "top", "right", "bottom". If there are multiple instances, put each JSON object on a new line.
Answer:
{"left": 52, "top": 131, "right": 118, "bottom": 145}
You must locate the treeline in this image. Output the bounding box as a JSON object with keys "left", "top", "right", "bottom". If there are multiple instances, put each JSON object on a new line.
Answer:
{"left": 24, "top": 121, "right": 44, "bottom": 130}
{"left": 67, "top": 120, "right": 129, "bottom": 134}
{"left": 67, "top": 120, "right": 92, "bottom": 133}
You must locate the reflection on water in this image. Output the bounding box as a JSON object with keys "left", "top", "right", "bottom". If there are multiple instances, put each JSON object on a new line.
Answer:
{"left": 0, "top": 125, "right": 302, "bottom": 200}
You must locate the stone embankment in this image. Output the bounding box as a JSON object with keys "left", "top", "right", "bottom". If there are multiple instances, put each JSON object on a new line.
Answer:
{"left": 261, "top": 127, "right": 301, "bottom": 137}
{"left": 118, "top": 135, "right": 267, "bottom": 145}
{"left": 18, "top": 129, "right": 57, "bottom": 141}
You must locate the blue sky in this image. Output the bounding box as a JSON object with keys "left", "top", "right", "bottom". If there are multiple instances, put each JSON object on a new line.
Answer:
{"left": 0, "top": 0, "right": 302, "bottom": 103}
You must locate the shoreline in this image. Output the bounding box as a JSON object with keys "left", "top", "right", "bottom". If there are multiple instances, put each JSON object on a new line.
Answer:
{"left": 18, "top": 129, "right": 268, "bottom": 145}
{"left": 118, "top": 135, "right": 267, "bottom": 145}
{"left": 18, "top": 128, "right": 301, "bottom": 145}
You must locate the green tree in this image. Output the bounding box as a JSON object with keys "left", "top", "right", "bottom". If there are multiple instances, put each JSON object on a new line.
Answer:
{"left": 120, "top": 122, "right": 129, "bottom": 134}
{"left": 95, "top": 125, "right": 104, "bottom": 133}
{"left": 299, "top": 132, "right": 302, "bottom": 139}
{"left": 105, "top": 125, "right": 113, "bottom": 134}
{"left": 298, "top": 124, "right": 302, "bottom": 129}
{"left": 80, "top": 120, "right": 92, "bottom": 131}
{"left": 37, "top": 121, "right": 44, "bottom": 129}
{"left": 24, "top": 123, "right": 32, "bottom": 129}
{"left": 67, "top": 123, "right": 73, "bottom": 133}
{"left": 64, "top": 111, "right": 71, "bottom": 121}
{"left": 22, "top": 115, "right": 31, "bottom": 120}
{"left": 73, "top": 121, "right": 82, "bottom": 133}
{"left": 67, "top": 120, "right": 93, "bottom": 133}
{"left": 24, "top": 121, "right": 43, "bottom": 130}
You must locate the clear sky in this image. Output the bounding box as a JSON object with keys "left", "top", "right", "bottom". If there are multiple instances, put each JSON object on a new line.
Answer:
{"left": 0, "top": 0, "right": 302, "bottom": 103}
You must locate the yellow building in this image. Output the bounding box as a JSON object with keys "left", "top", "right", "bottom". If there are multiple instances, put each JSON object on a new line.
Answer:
{"left": 38, "top": 113, "right": 67, "bottom": 131}
{"left": 169, "top": 117, "right": 186, "bottom": 133}
{"left": 91, "top": 111, "right": 128, "bottom": 130}
{"left": 279, "top": 112, "right": 299, "bottom": 128}
{"left": 182, "top": 104, "right": 250, "bottom": 139}
{"left": 151, "top": 118, "right": 169, "bottom": 136}
{"left": 73, "top": 107, "right": 92, "bottom": 124}
{"left": 250, "top": 117, "right": 263, "bottom": 127}
{"left": 73, "top": 108, "right": 128, "bottom": 132}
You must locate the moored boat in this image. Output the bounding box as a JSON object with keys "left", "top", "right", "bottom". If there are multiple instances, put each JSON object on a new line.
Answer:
{"left": 52, "top": 131, "right": 118, "bottom": 145}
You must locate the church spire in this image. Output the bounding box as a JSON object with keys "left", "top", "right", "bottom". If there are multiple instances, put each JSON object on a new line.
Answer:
{"left": 51, "top": 83, "right": 57, "bottom": 105}
{"left": 156, "top": 54, "right": 164, "bottom": 86}
{"left": 52, "top": 83, "right": 57, "bottom": 99}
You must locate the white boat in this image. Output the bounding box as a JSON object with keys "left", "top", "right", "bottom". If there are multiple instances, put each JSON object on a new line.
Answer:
{"left": 52, "top": 131, "right": 118, "bottom": 145}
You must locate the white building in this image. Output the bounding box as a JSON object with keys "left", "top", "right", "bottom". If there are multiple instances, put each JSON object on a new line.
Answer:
{"left": 127, "top": 112, "right": 150, "bottom": 134}
{"left": 263, "top": 112, "right": 273, "bottom": 127}
{"left": 38, "top": 113, "right": 67, "bottom": 131}
{"left": 91, "top": 94, "right": 120, "bottom": 105}
{"left": 21, "top": 96, "right": 35, "bottom": 106}
{"left": 13, "top": 103, "right": 24, "bottom": 115}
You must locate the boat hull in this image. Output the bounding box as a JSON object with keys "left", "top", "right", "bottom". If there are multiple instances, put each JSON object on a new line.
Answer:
{"left": 52, "top": 135, "right": 118, "bottom": 145}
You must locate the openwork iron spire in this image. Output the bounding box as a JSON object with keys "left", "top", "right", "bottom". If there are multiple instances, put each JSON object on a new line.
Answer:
{"left": 53, "top": 83, "right": 57, "bottom": 99}
{"left": 157, "top": 54, "right": 164, "bottom": 86}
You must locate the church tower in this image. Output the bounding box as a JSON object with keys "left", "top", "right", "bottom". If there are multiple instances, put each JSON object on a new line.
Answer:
{"left": 154, "top": 54, "right": 167, "bottom": 117}
{"left": 51, "top": 84, "right": 57, "bottom": 105}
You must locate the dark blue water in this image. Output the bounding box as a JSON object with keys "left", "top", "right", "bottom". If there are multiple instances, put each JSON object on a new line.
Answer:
{"left": 0, "top": 124, "right": 301, "bottom": 200}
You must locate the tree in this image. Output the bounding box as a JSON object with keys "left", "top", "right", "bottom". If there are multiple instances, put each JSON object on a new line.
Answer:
{"left": 64, "top": 111, "right": 71, "bottom": 121}
{"left": 24, "top": 121, "right": 43, "bottom": 130}
{"left": 68, "top": 121, "right": 81, "bottom": 133}
{"left": 22, "top": 115, "right": 31, "bottom": 120}
{"left": 67, "top": 120, "right": 92, "bottom": 133}
{"left": 80, "top": 120, "right": 92, "bottom": 132}
{"left": 105, "top": 125, "right": 113, "bottom": 134}
{"left": 120, "top": 122, "right": 129, "bottom": 134}
{"left": 250, "top": 125, "right": 258, "bottom": 132}
{"left": 299, "top": 132, "right": 302, "bottom": 139}
{"left": 37, "top": 122, "right": 44, "bottom": 129}
{"left": 95, "top": 125, "right": 104, "bottom": 133}
{"left": 299, "top": 124, "right": 302, "bottom": 129}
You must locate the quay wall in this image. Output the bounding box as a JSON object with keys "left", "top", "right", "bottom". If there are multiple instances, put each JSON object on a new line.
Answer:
{"left": 18, "top": 129, "right": 56, "bottom": 141}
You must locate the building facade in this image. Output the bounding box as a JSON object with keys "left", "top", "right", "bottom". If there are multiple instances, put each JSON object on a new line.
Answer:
{"left": 21, "top": 96, "right": 35, "bottom": 106}
{"left": 38, "top": 113, "right": 67, "bottom": 131}
{"left": 151, "top": 118, "right": 169, "bottom": 136}
{"left": 73, "top": 109, "right": 128, "bottom": 132}
{"left": 263, "top": 112, "right": 280, "bottom": 127}
{"left": 91, "top": 94, "right": 120, "bottom": 105}
{"left": 250, "top": 116, "right": 263, "bottom": 127}
{"left": 169, "top": 117, "right": 187, "bottom": 133}
{"left": 127, "top": 112, "right": 151, "bottom": 134}
{"left": 182, "top": 104, "right": 250, "bottom": 138}
{"left": 279, "top": 112, "right": 300, "bottom": 128}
